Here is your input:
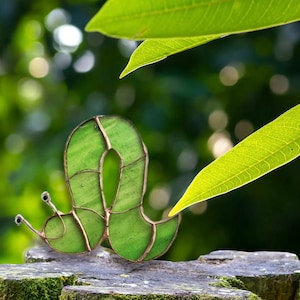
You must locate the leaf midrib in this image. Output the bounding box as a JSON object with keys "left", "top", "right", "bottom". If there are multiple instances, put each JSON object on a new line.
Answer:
{"left": 99, "top": 0, "right": 300, "bottom": 31}
{"left": 102, "top": 0, "right": 235, "bottom": 24}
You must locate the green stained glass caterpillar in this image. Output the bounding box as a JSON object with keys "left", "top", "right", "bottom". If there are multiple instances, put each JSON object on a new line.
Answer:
{"left": 15, "top": 116, "right": 180, "bottom": 262}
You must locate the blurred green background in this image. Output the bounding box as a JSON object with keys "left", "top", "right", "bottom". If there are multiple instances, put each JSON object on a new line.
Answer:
{"left": 0, "top": 0, "right": 299, "bottom": 263}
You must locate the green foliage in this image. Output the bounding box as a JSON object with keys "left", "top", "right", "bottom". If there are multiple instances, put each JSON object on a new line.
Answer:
{"left": 86, "top": 1, "right": 300, "bottom": 214}
{"left": 86, "top": 0, "right": 300, "bottom": 77}
{"left": 169, "top": 104, "right": 300, "bottom": 215}
{"left": 16, "top": 116, "right": 179, "bottom": 261}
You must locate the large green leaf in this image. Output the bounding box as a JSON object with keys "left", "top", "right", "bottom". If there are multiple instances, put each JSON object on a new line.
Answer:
{"left": 120, "top": 35, "right": 220, "bottom": 78}
{"left": 86, "top": 0, "right": 300, "bottom": 76}
{"left": 86, "top": 0, "right": 300, "bottom": 39}
{"left": 169, "top": 104, "right": 300, "bottom": 216}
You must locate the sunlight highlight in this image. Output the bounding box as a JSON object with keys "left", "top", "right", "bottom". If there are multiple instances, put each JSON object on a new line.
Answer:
{"left": 208, "top": 132, "right": 233, "bottom": 158}
{"left": 54, "top": 24, "right": 83, "bottom": 52}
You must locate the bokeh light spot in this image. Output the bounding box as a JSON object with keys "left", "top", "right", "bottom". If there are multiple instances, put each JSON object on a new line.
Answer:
{"left": 29, "top": 57, "right": 49, "bottom": 78}
{"left": 25, "top": 111, "right": 50, "bottom": 133}
{"left": 118, "top": 39, "right": 137, "bottom": 58}
{"left": 269, "top": 74, "right": 289, "bottom": 95}
{"left": 5, "top": 134, "right": 26, "bottom": 154}
{"left": 73, "top": 51, "right": 95, "bottom": 73}
{"left": 208, "top": 131, "right": 233, "bottom": 158}
{"left": 54, "top": 24, "right": 82, "bottom": 53}
{"left": 234, "top": 120, "right": 254, "bottom": 140}
{"left": 219, "top": 63, "right": 244, "bottom": 86}
{"left": 219, "top": 65, "right": 239, "bottom": 86}
{"left": 53, "top": 52, "right": 72, "bottom": 70}
{"left": 177, "top": 149, "right": 198, "bottom": 172}
{"left": 149, "top": 186, "right": 170, "bottom": 210}
{"left": 208, "top": 109, "right": 228, "bottom": 131}
{"left": 45, "top": 8, "right": 70, "bottom": 31}
{"left": 189, "top": 201, "right": 208, "bottom": 215}
{"left": 18, "top": 78, "right": 42, "bottom": 102}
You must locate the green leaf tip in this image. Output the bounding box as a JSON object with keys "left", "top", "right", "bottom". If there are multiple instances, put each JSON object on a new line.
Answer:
{"left": 119, "top": 36, "right": 220, "bottom": 78}
{"left": 16, "top": 116, "right": 179, "bottom": 262}
{"left": 169, "top": 104, "right": 300, "bottom": 216}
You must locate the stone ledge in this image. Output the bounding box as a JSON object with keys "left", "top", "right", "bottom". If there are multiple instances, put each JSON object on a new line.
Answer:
{"left": 0, "top": 246, "right": 299, "bottom": 299}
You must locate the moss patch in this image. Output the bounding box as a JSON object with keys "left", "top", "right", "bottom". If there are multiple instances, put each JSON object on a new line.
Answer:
{"left": 60, "top": 291, "right": 230, "bottom": 300}
{"left": 0, "top": 275, "right": 76, "bottom": 300}
{"left": 213, "top": 276, "right": 246, "bottom": 290}
{"left": 60, "top": 289, "right": 260, "bottom": 300}
{"left": 211, "top": 277, "right": 261, "bottom": 300}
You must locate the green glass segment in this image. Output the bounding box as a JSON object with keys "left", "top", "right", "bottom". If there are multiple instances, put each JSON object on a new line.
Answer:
{"left": 69, "top": 171, "right": 104, "bottom": 216}
{"left": 66, "top": 119, "right": 106, "bottom": 177}
{"left": 100, "top": 117, "right": 146, "bottom": 165}
{"left": 44, "top": 214, "right": 87, "bottom": 253}
{"left": 144, "top": 217, "right": 179, "bottom": 260}
{"left": 109, "top": 208, "right": 154, "bottom": 261}
{"left": 76, "top": 208, "right": 105, "bottom": 249}
{"left": 112, "top": 157, "right": 146, "bottom": 212}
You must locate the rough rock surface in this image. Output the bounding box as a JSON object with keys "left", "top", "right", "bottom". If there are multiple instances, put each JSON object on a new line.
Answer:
{"left": 0, "top": 246, "right": 299, "bottom": 299}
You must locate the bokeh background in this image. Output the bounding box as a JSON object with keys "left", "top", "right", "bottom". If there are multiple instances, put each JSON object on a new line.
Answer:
{"left": 0, "top": 0, "right": 299, "bottom": 263}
